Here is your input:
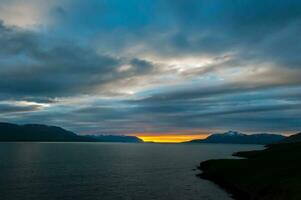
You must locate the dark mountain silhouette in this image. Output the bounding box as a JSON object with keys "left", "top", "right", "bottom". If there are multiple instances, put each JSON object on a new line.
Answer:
{"left": 186, "top": 131, "right": 285, "bottom": 144}
{"left": 0, "top": 122, "right": 97, "bottom": 142}
{"left": 280, "top": 132, "right": 301, "bottom": 143}
{"left": 86, "top": 135, "right": 143, "bottom": 143}
{"left": 199, "top": 131, "right": 301, "bottom": 200}
{"left": 0, "top": 122, "right": 142, "bottom": 143}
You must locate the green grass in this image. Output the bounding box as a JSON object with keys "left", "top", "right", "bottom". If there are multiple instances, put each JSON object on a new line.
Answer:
{"left": 199, "top": 143, "right": 301, "bottom": 200}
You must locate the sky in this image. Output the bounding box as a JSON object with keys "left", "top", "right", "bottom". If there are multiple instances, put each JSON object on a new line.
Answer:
{"left": 0, "top": 0, "right": 301, "bottom": 141}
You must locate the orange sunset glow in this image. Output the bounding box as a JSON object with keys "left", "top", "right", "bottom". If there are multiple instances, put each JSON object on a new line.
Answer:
{"left": 135, "top": 134, "right": 208, "bottom": 143}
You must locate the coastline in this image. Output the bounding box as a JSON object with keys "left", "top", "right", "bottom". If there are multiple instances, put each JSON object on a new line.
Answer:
{"left": 198, "top": 158, "right": 252, "bottom": 200}
{"left": 197, "top": 143, "right": 301, "bottom": 200}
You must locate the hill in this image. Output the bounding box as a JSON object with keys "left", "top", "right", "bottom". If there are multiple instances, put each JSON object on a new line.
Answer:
{"left": 280, "top": 132, "right": 301, "bottom": 143}
{"left": 0, "top": 122, "right": 93, "bottom": 142}
{"left": 85, "top": 135, "right": 143, "bottom": 143}
{"left": 187, "top": 131, "right": 285, "bottom": 145}
{"left": 0, "top": 122, "right": 142, "bottom": 143}
{"left": 199, "top": 131, "right": 301, "bottom": 200}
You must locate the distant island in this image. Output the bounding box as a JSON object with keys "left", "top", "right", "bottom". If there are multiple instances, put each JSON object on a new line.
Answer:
{"left": 199, "top": 131, "right": 301, "bottom": 200}
{"left": 186, "top": 131, "right": 285, "bottom": 145}
{"left": 0, "top": 122, "right": 143, "bottom": 143}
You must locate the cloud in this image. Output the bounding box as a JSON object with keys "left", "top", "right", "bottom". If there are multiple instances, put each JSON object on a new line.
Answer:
{"left": 0, "top": 0, "right": 300, "bottom": 134}
{"left": 0, "top": 20, "right": 158, "bottom": 98}
{"left": 0, "top": 101, "right": 44, "bottom": 114}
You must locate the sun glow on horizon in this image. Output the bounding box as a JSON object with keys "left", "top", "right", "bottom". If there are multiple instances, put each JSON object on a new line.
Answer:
{"left": 135, "top": 134, "right": 208, "bottom": 143}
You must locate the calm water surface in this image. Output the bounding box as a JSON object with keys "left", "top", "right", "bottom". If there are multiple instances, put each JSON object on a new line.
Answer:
{"left": 0, "top": 142, "right": 263, "bottom": 200}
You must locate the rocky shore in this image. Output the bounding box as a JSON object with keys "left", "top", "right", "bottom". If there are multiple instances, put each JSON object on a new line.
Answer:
{"left": 198, "top": 142, "right": 301, "bottom": 200}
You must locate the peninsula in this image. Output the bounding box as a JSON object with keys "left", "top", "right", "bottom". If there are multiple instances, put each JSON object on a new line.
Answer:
{"left": 199, "top": 132, "right": 301, "bottom": 200}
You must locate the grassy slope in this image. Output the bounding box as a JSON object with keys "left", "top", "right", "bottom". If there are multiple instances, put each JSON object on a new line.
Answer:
{"left": 199, "top": 143, "right": 301, "bottom": 200}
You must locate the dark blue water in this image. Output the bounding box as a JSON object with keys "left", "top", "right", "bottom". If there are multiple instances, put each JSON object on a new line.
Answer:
{"left": 0, "top": 142, "right": 262, "bottom": 200}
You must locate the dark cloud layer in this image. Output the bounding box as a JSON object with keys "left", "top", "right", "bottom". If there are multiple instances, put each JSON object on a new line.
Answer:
{"left": 0, "top": 0, "right": 301, "bottom": 134}
{"left": 0, "top": 102, "right": 42, "bottom": 114}
{"left": 0, "top": 20, "right": 157, "bottom": 98}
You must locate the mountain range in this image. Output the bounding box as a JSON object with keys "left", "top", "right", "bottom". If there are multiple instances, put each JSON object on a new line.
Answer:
{"left": 86, "top": 135, "right": 143, "bottom": 143}
{"left": 186, "top": 131, "right": 286, "bottom": 144}
{"left": 2, "top": 122, "right": 298, "bottom": 144}
{"left": 0, "top": 122, "right": 142, "bottom": 143}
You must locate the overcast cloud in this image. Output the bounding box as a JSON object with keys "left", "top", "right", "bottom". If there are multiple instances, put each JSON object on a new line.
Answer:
{"left": 0, "top": 0, "right": 300, "bottom": 135}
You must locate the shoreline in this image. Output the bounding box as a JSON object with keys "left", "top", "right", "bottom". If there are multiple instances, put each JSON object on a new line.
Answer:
{"left": 197, "top": 148, "right": 266, "bottom": 200}
{"left": 197, "top": 143, "right": 301, "bottom": 200}
{"left": 198, "top": 159, "right": 251, "bottom": 200}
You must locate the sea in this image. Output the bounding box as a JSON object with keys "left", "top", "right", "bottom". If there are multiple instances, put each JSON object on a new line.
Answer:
{"left": 0, "top": 142, "right": 263, "bottom": 200}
